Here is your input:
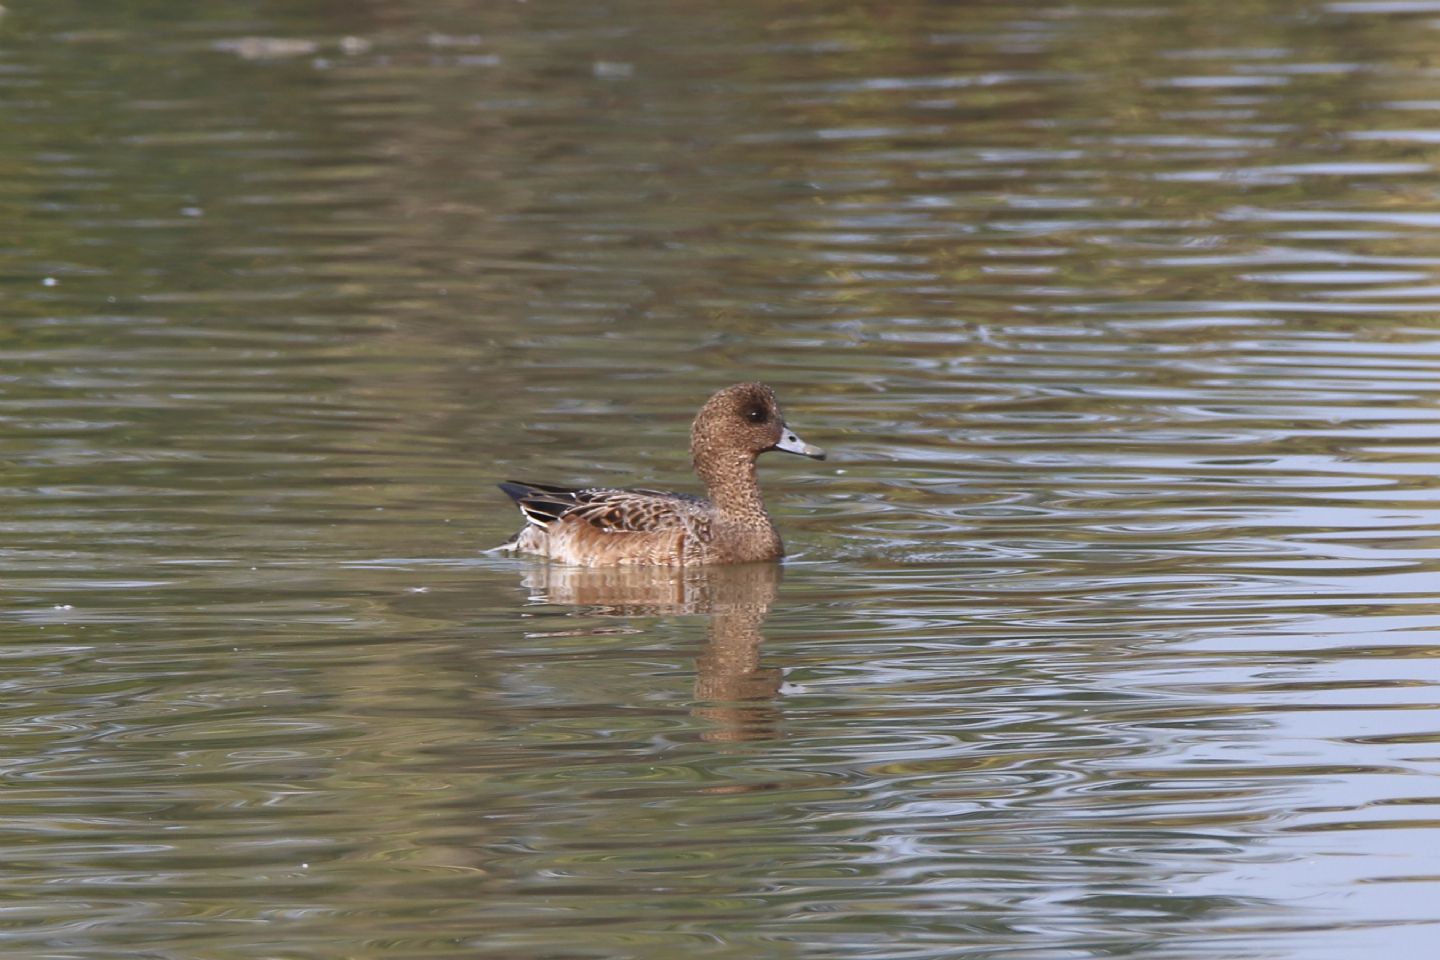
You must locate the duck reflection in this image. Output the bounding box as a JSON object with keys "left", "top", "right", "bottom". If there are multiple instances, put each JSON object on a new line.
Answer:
{"left": 518, "top": 562, "right": 782, "bottom": 741}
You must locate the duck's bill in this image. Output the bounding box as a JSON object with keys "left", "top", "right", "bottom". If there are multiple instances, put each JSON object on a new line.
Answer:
{"left": 775, "top": 427, "right": 826, "bottom": 460}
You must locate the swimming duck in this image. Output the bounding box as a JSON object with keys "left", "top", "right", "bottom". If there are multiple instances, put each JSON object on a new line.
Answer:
{"left": 497, "top": 382, "right": 825, "bottom": 566}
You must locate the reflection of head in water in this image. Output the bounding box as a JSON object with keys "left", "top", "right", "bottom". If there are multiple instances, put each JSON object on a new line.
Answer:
{"left": 520, "top": 563, "right": 783, "bottom": 742}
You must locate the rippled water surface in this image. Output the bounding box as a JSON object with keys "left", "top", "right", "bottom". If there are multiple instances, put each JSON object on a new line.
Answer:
{"left": 4, "top": 1, "right": 1440, "bottom": 957}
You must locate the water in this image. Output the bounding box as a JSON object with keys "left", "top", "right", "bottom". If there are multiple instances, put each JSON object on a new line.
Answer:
{"left": 2, "top": 0, "right": 1439, "bottom": 957}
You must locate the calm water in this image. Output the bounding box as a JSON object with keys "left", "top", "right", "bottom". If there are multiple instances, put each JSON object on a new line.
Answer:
{"left": 3, "top": 1, "right": 1439, "bottom": 957}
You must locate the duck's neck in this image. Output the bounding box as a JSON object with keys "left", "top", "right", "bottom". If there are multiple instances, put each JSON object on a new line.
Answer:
{"left": 694, "top": 450, "right": 770, "bottom": 524}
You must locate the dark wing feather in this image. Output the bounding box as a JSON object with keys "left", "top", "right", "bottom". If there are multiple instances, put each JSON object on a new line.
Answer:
{"left": 499, "top": 481, "right": 585, "bottom": 527}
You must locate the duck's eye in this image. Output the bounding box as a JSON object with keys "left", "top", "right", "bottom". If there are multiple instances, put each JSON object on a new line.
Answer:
{"left": 746, "top": 407, "right": 768, "bottom": 424}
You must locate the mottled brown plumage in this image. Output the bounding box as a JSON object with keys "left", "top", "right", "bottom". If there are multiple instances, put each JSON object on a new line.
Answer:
{"left": 497, "top": 383, "right": 825, "bottom": 566}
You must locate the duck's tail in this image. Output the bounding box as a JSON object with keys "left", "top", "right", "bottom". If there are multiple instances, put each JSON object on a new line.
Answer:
{"left": 481, "top": 533, "right": 520, "bottom": 554}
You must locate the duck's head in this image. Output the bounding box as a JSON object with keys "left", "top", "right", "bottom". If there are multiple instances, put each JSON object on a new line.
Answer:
{"left": 690, "top": 382, "right": 826, "bottom": 467}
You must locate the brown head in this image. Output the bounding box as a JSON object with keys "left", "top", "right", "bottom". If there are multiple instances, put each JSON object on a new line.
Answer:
{"left": 689, "top": 383, "right": 825, "bottom": 502}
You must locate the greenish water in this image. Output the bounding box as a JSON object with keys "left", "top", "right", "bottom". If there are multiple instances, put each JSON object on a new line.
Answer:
{"left": 3, "top": 1, "right": 1440, "bottom": 957}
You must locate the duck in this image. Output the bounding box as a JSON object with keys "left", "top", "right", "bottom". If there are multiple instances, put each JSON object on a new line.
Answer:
{"left": 497, "top": 382, "right": 825, "bottom": 566}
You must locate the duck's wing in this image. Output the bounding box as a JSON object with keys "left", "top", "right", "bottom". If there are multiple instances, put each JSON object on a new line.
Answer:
{"left": 500, "top": 481, "right": 704, "bottom": 534}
